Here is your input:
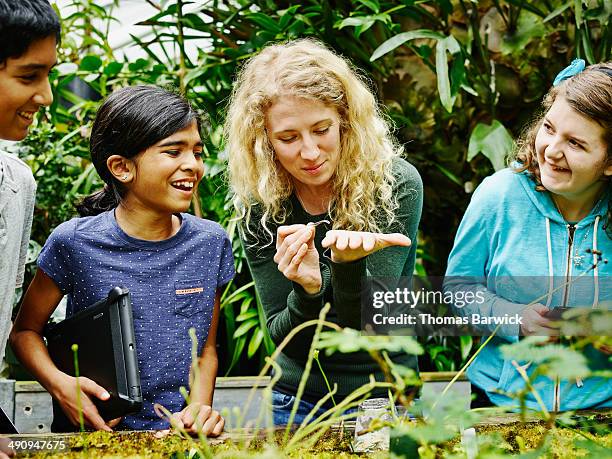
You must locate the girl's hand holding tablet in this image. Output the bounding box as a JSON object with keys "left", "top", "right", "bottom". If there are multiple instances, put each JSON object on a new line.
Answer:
{"left": 322, "top": 230, "right": 411, "bottom": 263}
{"left": 53, "top": 374, "right": 113, "bottom": 431}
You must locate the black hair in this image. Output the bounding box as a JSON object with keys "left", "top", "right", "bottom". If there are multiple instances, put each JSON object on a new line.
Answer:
{"left": 0, "top": 0, "right": 61, "bottom": 64}
{"left": 76, "top": 85, "right": 201, "bottom": 216}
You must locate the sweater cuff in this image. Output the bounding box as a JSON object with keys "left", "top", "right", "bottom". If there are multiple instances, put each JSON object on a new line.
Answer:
{"left": 288, "top": 263, "right": 331, "bottom": 320}
{"left": 330, "top": 257, "right": 367, "bottom": 289}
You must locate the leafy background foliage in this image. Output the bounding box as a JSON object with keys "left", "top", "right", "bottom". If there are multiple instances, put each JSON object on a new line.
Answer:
{"left": 7, "top": 0, "right": 610, "bottom": 376}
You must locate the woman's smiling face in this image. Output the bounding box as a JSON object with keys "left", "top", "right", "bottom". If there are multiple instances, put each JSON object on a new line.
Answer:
{"left": 535, "top": 96, "right": 611, "bottom": 202}
{"left": 265, "top": 96, "right": 341, "bottom": 190}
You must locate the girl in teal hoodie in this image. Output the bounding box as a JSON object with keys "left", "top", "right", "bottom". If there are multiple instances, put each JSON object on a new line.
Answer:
{"left": 445, "top": 61, "right": 612, "bottom": 411}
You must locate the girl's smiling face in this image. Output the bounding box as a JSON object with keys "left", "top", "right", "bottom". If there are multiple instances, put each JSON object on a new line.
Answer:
{"left": 119, "top": 120, "right": 204, "bottom": 214}
{"left": 535, "top": 96, "right": 612, "bottom": 203}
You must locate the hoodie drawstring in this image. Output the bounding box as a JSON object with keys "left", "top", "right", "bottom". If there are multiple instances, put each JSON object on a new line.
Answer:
{"left": 545, "top": 218, "right": 554, "bottom": 308}
{"left": 592, "top": 215, "right": 600, "bottom": 309}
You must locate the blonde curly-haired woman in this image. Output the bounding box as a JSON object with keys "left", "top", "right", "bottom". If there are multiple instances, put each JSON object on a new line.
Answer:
{"left": 225, "top": 39, "right": 423, "bottom": 426}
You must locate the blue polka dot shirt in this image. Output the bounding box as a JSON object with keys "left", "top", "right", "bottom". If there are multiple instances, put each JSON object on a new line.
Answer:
{"left": 38, "top": 210, "right": 235, "bottom": 430}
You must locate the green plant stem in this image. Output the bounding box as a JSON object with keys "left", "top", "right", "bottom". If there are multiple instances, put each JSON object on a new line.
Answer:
{"left": 283, "top": 304, "right": 333, "bottom": 443}
{"left": 176, "top": 0, "right": 187, "bottom": 94}
{"left": 431, "top": 323, "right": 501, "bottom": 414}
{"left": 71, "top": 344, "right": 85, "bottom": 432}
{"left": 314, "top": 351, "right": 337, "bottom": 407}
{"left": 510, "top": 360, "right": 550, "bottom": 419}
{"left": 237, "top": 312, "right": 341, "bottom": 428}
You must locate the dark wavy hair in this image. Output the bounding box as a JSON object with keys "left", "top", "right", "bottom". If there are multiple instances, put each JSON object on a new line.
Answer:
{"left": 0, "top": 0, "right": 60, "bottom": 64}
{"left": 76, "top": 85, "right": 201, "bottom": 216}
{"left": 510, "top": 62, "right": 612, "bottom": 238}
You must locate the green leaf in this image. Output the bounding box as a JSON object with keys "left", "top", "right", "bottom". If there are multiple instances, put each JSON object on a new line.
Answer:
{"left": 247, "top": 328, "right": 264, "bottom": 358}
{"left": 233, "top": 318, "right": 258, "bottom": 338}
{"left": 246, "top": 12, "right": 281, "bottom": 33}
{"left": 467, "top": 120, "right": 514, "bottom": 171}
{"left": 435, "top": 35, "right": 461, "bottom": 112}
{"left": 500, "top": 11, "right": 547, "bottom": 55}
{"left": 459, "top": 335, "right": 473, "bottom": 361}
{"left": 317, "top": 329, "right": 423, "bottom": 356}
{"left": 357, "top": 0, "right": 380, "bottom": 13}
{"left": 543, "top": 2, "right": 571, "bottom": 23}
{"left": 580, "top": 28, "right": 596, "bottom": 64}
{"left": 79, "top": 55, "right": 102, "bottom": 71}
{"left": 574, "top": 0, "right": 583, "bottom": 25}
{"left": 236, "top": 309, "right": 258, "bottom": 321}
{"left": 433, "top": 163, "right": 462, "bottom": 186}
{"left": 128, "top": 58, "right": 150, "bottom": 72}
{"left": 371, "top": 29, "right": 445, "bottom": 61}
{"left": 103, "top": 61, "right": 123, "bottom": 77}
{"left": 500, "top": 337, "right": 590, "bottom": 380}
{"left": 337, "top": 16, "right": 376, "bottom": 31}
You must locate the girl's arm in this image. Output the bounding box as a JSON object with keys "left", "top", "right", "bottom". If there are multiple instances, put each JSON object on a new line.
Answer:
{"left": 172, "top": 288, "right": 224, "bottom": 437}
{"left": 9, "top": 269, "right": 113, "bottom": 431}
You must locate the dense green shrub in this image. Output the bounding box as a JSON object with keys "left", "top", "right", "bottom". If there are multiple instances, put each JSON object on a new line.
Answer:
{"left": 10, "top": 0, "right": 611, "bottom": 374}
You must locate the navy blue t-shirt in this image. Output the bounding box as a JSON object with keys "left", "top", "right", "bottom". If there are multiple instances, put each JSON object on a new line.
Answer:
{"left": 38, "top": 210, "right": 235, "bottom": 430}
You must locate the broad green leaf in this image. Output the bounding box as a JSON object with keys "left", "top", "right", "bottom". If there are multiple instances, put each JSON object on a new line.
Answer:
{"left": 79, "top": 55, "right": 102, "bottom": 71}
{"left": 337, "top": 16, "right": 376, "bottom": 30}
{"left": 500, "top": 337, "right": 590, "bottom": 380}
{"left": 246, "top": 12, "right": 281, "bottom": 33}
{"left": 500, "top": 11, "right": 547, "bottom": 55}
{"left": 128, "top": 58, "right": 150, "bottom": 72}
{"left": 435, "top": 35, "right": 461, "bottom": 112}
{"left": 103, "top": 61, "right": 123, "bottom": 77}
{"left": 317, "top": 328, "right": 423, "bottom": 355}
{"left": 371, "top": 29, "right": 445, "bottom": 61}
{"left": 467, "top": 120, "right": 514, "bottom": 171}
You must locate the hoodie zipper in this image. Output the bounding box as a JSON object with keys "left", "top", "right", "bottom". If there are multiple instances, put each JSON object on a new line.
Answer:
{"left": 554, "top": 224, "right": 577, "bottom": 412}
{"left": 561, "top": 224, "right": 575, "bottom": 308}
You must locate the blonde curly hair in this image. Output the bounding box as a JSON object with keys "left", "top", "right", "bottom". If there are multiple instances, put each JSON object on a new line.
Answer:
{"left": 225, "top": 38, "right": 401, "bottom": 241}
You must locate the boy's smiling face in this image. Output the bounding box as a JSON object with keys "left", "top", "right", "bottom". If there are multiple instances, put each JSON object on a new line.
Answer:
{"left": 0, "top": 35, "right": 57, "bottom": 141}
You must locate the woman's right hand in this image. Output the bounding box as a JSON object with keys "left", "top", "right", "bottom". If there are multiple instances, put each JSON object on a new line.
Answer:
{"left": 52, "top": 374, "right": 113, "bottom": 431}
{"left": 274, "top": 224, "right": 321, "bottom": 294}
{"left": 520, "top": 303, "right": 558, "bottom": 336}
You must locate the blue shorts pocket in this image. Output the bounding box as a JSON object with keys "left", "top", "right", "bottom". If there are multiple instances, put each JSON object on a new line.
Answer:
{"left": 174, "top": 278, "right": 205, "bottom": 317}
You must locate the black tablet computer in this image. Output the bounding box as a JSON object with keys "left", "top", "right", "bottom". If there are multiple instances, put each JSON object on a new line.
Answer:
{"left": 45, "top": 287, "right": 142, "bottom": 424}
{"left": 0, "top": 405, "right": 18, "bottom": 434}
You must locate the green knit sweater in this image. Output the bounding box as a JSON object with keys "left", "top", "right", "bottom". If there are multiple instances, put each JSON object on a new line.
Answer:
{"left": 241, "top": 157, "right": 423, "bottom": 402}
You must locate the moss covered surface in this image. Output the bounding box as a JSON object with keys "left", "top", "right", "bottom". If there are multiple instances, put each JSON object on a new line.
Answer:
{"left": 19, "top": 429, "right": 383, "bottom": 459}
{"left": 441, "top": 419, "right": 611, "bottom": 458}
{"left": 17, "top": 420, "right": 611, "bottom": 458}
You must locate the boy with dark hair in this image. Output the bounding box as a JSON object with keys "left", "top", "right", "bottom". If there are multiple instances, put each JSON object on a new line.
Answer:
{"left": 0, "top": 0, "right": 60, "bottom": 449}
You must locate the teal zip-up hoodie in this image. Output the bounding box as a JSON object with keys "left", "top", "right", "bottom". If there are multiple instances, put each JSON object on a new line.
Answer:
{"left": 445, "top": 168, "right": 611, "bottom": 411}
